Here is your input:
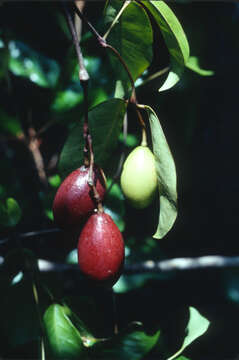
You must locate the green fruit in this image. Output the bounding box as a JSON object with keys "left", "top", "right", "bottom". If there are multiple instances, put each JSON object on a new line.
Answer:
{"left": 120, "top": 145, "right": 158, "bottom": 209}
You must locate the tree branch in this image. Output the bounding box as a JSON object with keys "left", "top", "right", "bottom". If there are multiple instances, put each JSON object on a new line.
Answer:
{"left": 1, "top": 255, "right": 239, "bottom": 274}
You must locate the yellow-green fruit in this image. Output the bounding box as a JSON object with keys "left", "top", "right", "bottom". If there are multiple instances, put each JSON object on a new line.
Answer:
{"left": 120, "top": 145, "right": 158, "bottom": 209}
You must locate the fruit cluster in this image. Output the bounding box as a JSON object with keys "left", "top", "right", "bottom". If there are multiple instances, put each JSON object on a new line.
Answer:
{"left": 53, "top": 164, "right": 125, "bottom": 287}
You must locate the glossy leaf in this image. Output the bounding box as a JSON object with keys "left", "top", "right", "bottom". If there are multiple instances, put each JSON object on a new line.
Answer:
{"left": 104, "top": 0, "right": 153, "bottom": 97}
{"left": 167, "top": 307, "right": 210, "bottom": 360}
{"left": 186, "top": 56, "right": 214, "bottom": 76}
{"left": 91, "top": 322, "right": 160, "bottom": 359}
{"left": 141, "top": 0, "right": 190, "bottom": 91}
{"left": 145, "top": 106, "right": 177, "bottom": 239}
{"left": 0, "top": 197, "right": 22, "bottom": 227}
{"left": 59, "top": 98, "right": 127, "bottom": 177}
{"left": 43, "top": 303, "right": 84, "bottom": 359}
{"left": 8, "top": 40, "right": 60, "bottom": 88}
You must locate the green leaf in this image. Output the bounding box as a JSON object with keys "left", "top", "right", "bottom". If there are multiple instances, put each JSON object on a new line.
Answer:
{"left": 91, "top": 322, "right": 160, "bottom": 359}
{"left": 59, "top": 98, "right": 127, "bottom": 178}
{"left": 104, "top": 0, "right": 153, "bottom": 97}
{"left": 176, "top": 357, "right": 190, "bottom": 360}
{"left": 0, "top": 197, "right": 22, "bottom": 227}
{"left": 167, "top": 307, "right": 210, "bottom": 360}
{"left": 8, "top": 40, "right": 60, "bottom": 88}
{"left": 141, "top": 0, "right": 190, "bottom": 91}
{"left": 43, "top": 303, "right": 84, "bottom": 359}
{"left": 145, "top": 106, "right": 177, "bottom": 239}
{"left": 186, "top": 56, "right": 214, "bottom": 76}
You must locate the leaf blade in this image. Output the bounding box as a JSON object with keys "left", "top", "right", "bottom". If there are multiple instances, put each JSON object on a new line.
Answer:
{"left": 141, "top": 0, "right": 190, "bottom": 91}
{"left": 58, "top": 98, "right": 127, "bottom": 178}
{"left": 43, "top": 303, "right": 83, "bottom": 359}
{"left": 167, "top": 307, "right": 210, "bottom": 360}
{"left": 145, "top": 106, "right": 177, "bottom": 239}
{"left": 104, "top": 0, "right": 153, "bottom": 97}
{"left": 186, "top": 56, "right": 214, "bottom": 76}
{"left": 91, "top": 322, "right": 160, "bottom": 360}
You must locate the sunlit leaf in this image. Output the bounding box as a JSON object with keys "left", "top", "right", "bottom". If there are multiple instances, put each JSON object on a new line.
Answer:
{"left": 0, "top": 197, "right": 22, "bottom": 227}
{"left": 186, "top": 56, "right": 214, "bottom": 76}
{"left": 43, "top": 303, "right": 84, "bottom": 359}
{"left": 141, "top": 0, "right": 190, "bottom": 91}
{"left": 8, "top": 40, "right": 60, "bottom": 88}
{"left": 91, "top": 322, "right": 160, "bottom": 359}
{"left": 104, "top": 0, "right": 153, "bottom": 97}
{"left": 167, "top": 307, "right": 210, "bottom": 360}
{"left": 59, "top": 98, "right": 127, "bottom": 178}
{"left": 144, "top": 106, "right": 177, "bottom": 239}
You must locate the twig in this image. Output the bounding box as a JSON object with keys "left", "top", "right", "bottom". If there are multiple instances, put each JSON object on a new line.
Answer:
{"left": 2, "top": 255, "right": 239, "bottom": 274}
{"left": 28, "top": 126, "right": 48, "bottom": 189}
{"left": 63, "top": 1, "right": 103, "bottom": 212}
{"left": 103, "top": 1, "right": 130, "bottom": 40}
{"left": 0, "top": 228, "right": 60, "bottom": 245}
{"left": 72, "top": 2, "right": 137, "bottom": 104}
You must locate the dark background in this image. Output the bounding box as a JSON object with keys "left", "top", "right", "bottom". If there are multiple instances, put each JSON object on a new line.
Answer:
{"left": 1, "top": 2, "right": 239, "bottom": 359}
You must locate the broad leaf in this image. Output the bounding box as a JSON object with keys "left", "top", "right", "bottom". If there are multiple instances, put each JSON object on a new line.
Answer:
{"left": 186, "top": 56, "right": 214, "bottom": 76}
{"left": 0, "top": 197, "right": 22, "bottom": 227}
{"left": 167, "top": 307, "right": 210, "bottom": 360}
{"left": 8, "top": 40, "right": 60, "bottom": 88}
{"left": 91, "top": 322, "right": 160, "bottom": 359}
{"left": 141, "top": 0, "right": 190, "bottom": 91}
{"left": 145, "top": 106, "right": 177, "bottom": 239}
{"left": 59, "top": 98, "right": 127, "bottom": 177}
{"left": 104, "top": 0, "right": 153, "bottom": 97}
{"left": 43, "top": 303, "right": 84, "bottom": 359}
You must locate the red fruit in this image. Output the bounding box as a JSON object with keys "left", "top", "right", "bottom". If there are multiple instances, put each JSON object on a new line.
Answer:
{"left": 53, "top": 165, "right": 106, "bottom": 229}
{"left": 77, "top": 212, "right": 125, "bottom": 287}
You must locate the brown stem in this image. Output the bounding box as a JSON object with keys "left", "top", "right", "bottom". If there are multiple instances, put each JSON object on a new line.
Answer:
{"left": 63, "top": 1, "right": 91, "bottom": 166}
{"left": 72, "top": 2, "right": 137, "bottom": 103}
{"left": 63, "top": 2, "right": 103, "bottom": 212}
{"left": 28, "top": 126, "right": 48, "bottom": 189}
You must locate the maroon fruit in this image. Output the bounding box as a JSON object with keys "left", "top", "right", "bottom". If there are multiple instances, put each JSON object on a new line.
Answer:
{"left": 77, "top": 212, "right": 125, "bottom": 287}
{"left": 53, "top": 165, "right": 106, "bottom": 229}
